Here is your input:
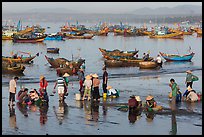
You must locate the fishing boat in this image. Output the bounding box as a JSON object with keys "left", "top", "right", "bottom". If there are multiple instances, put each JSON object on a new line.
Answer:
{"left": 56, "top": 67, "right": 77, "bottom": 76}
{"left": 13, "top": 34, "right": 47, "bottom": 43}
{"left": 47, "top": 48, "right": 60, "bottom": 54}
{"left": 65, "top": 34, "right": 94, "bottom": 39}
{"left": 159, "top": 52, "right": 195, "bottom": 61}
{"left": 2, "top": 61, "right": 25, "bottom": 74}
{"left": 196, "top": 29, "right": 202, "bottom": 37}
{"left": 104, "top": 60, "right": 124, "bottom": 67}
{"left": 138, "top": 61, "right": 161, "bottom": 69}
{"left": 45, "top": 55, "right": 85, "bottom": 68}
{"left": 99, "top": 48, "right": 139, "bottom": 57}
{"left": 2, "top": 30, "right": 16, "bottom": 40}
{"left": 87, "top": 29, "right": 108, "bottom": 36}
{"left": 149, "top": 32, "right": 184, "bottom": 39}
{"left": 44, "top": 33, "right": 64, "bottom": 40}
{"left": 2, "top": 52, "right": 39, "bottom": 64}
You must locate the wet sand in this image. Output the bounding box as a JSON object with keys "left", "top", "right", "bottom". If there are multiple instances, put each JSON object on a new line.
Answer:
{"left": 2, "top": 70, "right": 202, "bottom": 135}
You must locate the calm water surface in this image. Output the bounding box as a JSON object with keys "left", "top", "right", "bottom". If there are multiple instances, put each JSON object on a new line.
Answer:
{"left": 2, "top": 22, "right": 202, "bottom": 135}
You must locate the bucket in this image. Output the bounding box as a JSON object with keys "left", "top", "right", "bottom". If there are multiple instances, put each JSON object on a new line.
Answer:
{"left": 75, "top": 93, "right": 81, "bottom": 101}
{"left": 103, "top": 93, "right": 107, "bottom": 98}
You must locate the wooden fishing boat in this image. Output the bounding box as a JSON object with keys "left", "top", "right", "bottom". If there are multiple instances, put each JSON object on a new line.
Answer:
{"left": 104, "top": 55, "right": 154, "bottom": 66}
{"left": 138, "top": 61, "right": 161, "bottom": 69}
{"left": 56, "top": 67, "right": 77, "bottom": 76}
{"left": 99, "top": 48, "right": 139, "bottom": 57}
{"left": 45, "top": 55, "right": 85, "bottom": 68}
{"left": 2, "top": 30, "right": 16, "bottom": 40}
{"left": 159, "top": 52, "right": 195, "bottom": 61}
{"left": 2, "top": 62, "right": 25, "bottom": 74}
{"left": 65, "top": 34, "right": 94, "bottom": 39}
{"left": 87, "top": 30, "right": 108, "bottom": 36}
{"left": 2, "top": 53, "right": 39, "bottom": 64}
{"left": 47, "top": 48, "right": 60, "bottom": 54}
{"left": 197, "top": 29, "right": 202, "bottom": 37}
{"left": 104, "top": 60, "right": 124, "bottom": 67}
{"left": 12, "top": 34, "right": 47, "bottom": 43}
{"left": 149, "top": 32, "right": 184, "bottom": 39}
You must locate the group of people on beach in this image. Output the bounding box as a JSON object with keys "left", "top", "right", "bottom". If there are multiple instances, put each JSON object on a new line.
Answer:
{"left": 8, "top": 75, "right": 49, "bottom": 107}
{"left": 8, "top": 63, "right": 200, "bottom": 116}
{"left": 77, "top": 66, "right": 119, "bottom": 101}
{"left": 127, "top": 69, "right": 200, "bottom": 112}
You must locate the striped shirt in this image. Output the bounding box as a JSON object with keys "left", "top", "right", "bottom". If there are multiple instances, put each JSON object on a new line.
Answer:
{"left": 57, "top": 77, "right": 65, "bottom": 87}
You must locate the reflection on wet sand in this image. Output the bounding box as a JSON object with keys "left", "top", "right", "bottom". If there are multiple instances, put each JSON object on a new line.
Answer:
{"left": 91, "top": 101, "right": 100, "bottom": 123}
{"left": 83, "top": 101, "right": 92, "bottom": 125}
{"left": 169, "top": 111, "right": 177, "bottom": 135}
{"left": 9, "top": 106, "right": 18, "bottom": 130}
{"left": 128, "top": 109, "right": 142, "bottom": 124}
{"left": 16, "top": 102, "right": 28, "bottom": 117}
{"left": 102, "top": 99, "right": 108, "bottom": 122}
{"left": 145, "top": 111, "right": 156, "bottom": 123}
{"left": 186, "top": 101, "right": 196, "bottom": 112}
{"left": 53, "top": 102, "right": 68, "bottom": 125}
{"left": 39, "top": 105, "right": 49, "bottom": 125}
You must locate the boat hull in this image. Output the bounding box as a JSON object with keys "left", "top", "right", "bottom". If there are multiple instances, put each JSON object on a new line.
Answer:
{"left": 159, "top": 52, "right": 195, "bottom": 61}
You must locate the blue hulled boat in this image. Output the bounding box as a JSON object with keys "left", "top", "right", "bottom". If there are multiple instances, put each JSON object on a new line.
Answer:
{"left": 44, "top": 33, "right": 64, "bottom": 41}
{"left": 159, "top": 52, "right": 195, "bottom": 61}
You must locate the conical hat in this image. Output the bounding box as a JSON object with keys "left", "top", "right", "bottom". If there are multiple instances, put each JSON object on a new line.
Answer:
{"left": 40, "top": 75, "right": 45, "bottom": 80}
{"left": 135, "top": 96, "right": 141, "bottom": 101}
{"left": 146, "top": 95, "right": 154, "bottom": 101}
{"left": 106, "top": 86, "right": 112, "bottom": 90}
{"left": 92, "top": 73, "right": 98, "bottom": 78}
{"left": 63, "top": 73, "right": 70, "bottom": 77}
{"left": 85, "top": 75, "right": 91, "bottom": 80}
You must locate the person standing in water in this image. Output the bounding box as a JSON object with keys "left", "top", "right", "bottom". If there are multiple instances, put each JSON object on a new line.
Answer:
{"left": 102, "top": 66, "right": 108, "bottom": 95}
{"left": 9, "top": 76, "right": 19, "bottom": 106}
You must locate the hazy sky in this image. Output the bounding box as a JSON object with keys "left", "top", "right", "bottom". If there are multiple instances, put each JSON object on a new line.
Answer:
{"left": 2, "top": 2, "right": 202, "bottom": 14}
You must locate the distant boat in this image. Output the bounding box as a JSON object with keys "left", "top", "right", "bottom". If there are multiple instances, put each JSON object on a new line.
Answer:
{"left": 44, "top": 33, "right": 64, "bottom": 41}
{"left": 2, "top": 52, "right": 39, "bottom": 64}
{"left": 149, "top": 32, "right": 184, "bottom": 39}
{"left": 159, "top": 52, "right": 195, "bottom": 61}
{"left": 47, "top": 48, "right": 59, "bottom": 54}
{"left": 13, "top": 34, "right": 47, "bottom": 43}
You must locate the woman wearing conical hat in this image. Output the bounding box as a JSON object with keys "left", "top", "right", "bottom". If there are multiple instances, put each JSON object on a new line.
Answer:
{"left": 92, "top": 73, "right": 100, "bottom": 101}
{"left": 82, "top": 75, "right": 92, "bottom": 101}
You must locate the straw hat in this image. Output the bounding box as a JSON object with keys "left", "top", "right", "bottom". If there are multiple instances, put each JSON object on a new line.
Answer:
{"left": 40, "top": 75, "right": 45, "bottom": 80}
{"left": 106, "top": 86, "right": 112, "bottom": 90}
{"left": 187, "top": 86, "right": 192, "bottom": 91}
{"left": 186, "top": 70, "right": 192, "bottom": 73}
{"left": 63, "top": 73, "right": 70, "bottom": 77}
{"left": 85, "top": 75, "right": 91, "bottom": 80}
{"left": 146, "top": 95, "right": 154, "bottom": 101}
{"left": 92, "top": 73, "right": 98, "bottom": 78}
{"left": 135, "top": 96, "right": 141, "bottom": 101}
{"left": 66, "top": 62, "right": 69, "bottom": 65}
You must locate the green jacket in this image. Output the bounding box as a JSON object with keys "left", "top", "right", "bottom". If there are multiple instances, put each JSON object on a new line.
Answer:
{"left": 171, "top": 83, "right": 178, "bottom": 97}
{"left": 186, "top": 73, "right": 193, "bottom": 83}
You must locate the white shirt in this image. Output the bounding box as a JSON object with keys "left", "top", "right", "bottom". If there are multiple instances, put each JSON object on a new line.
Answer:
{"left": 107, "top": 88, "right": 117, "bottom": 96}
{"left": 83, "top": 79, "right": 92, "bottom": 89}
{"left": 156, "top": 56, "right": 162, "bottom": 63}
{"left": 9, "top": 79, "right": 17, "bottom": 93}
